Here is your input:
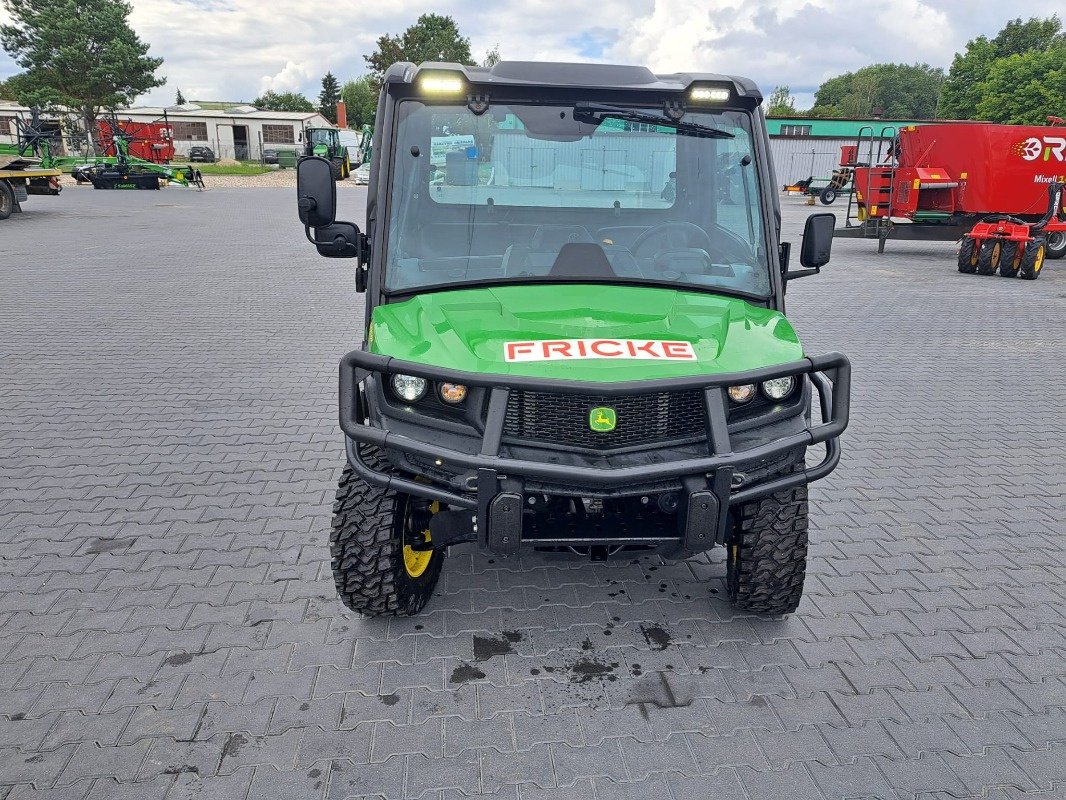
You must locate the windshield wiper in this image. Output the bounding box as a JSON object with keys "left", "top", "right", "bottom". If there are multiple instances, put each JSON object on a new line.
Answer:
{"left": 572, "top": 102, "right": 734, "bottom": 139}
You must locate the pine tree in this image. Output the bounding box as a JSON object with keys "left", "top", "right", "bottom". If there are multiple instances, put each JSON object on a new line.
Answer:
{"left": 175, "top": 87, "right": 186, "bottom": 105}
{"left": 318, "top": 72, "right": 341, "bottom": 124}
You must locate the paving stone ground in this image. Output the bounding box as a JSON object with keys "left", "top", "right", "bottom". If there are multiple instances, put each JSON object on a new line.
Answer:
{"left": 1, "top": 186, "right": 1064, "bottom": 800}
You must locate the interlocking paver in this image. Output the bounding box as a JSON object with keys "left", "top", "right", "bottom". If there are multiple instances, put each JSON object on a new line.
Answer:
{"left": 2, "top": 189, "right": 1063, "bottom": 799}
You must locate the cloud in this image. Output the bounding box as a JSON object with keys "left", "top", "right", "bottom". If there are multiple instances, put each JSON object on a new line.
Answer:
{"left": 0, "top": 1, "right": 1058, "bottom": 107}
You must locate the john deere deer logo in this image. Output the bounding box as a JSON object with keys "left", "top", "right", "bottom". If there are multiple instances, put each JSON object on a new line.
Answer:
{"left": 589, "top": 407, "right": 617, "bottom": 432}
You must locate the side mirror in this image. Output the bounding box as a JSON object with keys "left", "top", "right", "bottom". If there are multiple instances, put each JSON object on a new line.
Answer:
{"left": 785, "top": 213, "right": 835, "bottom": 281}
{"left": 800, "top": 213, "right": 835, "bottom": 269}
{"left": 297, "top": 156, "right": 335, "bottom": 228}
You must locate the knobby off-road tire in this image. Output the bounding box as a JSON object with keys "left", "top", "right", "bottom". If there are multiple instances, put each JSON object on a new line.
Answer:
{"left": 727, "top": 481, "right": 808, "bottom": 615}
{"left": 330, "top": 450, "right": 444, "bottom": 616}
{"left": 998, "top": 241, "right": 1022, "bottom": 278}
{"left": 1019, "top": 238, "right": 1046, "bottom": 280}
{"left": 958, "top": 237, "right": 978, "bottom": 273}
{"left": 976, "top": 239, "right": 1001, "bottom": 276}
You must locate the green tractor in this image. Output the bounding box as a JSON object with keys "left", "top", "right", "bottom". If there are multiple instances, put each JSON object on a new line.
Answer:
{"left": 303, "top": 126, "right": 350, "bottom": 180}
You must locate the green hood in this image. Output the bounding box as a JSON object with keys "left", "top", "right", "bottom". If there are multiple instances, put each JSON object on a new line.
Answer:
{"left": 369, "top": 284, "right": 803, "bottom": 382}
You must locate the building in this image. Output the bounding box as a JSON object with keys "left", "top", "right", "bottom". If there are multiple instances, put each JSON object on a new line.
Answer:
{"left": 766, "top": 117, "right": 927, "bottom": 185}
{"left": 0, "top": 100, "right": 333, "bottom": 162}
{"left": 121, "top": 104, "right": 332, "bottom": 161}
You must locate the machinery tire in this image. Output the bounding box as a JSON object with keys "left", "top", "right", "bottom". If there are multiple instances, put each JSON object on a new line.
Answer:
{"left": 957, "top": 237, "right": 978, "bottom": 273}
{"left": 0, "top": 180, "right": 14, "bottom": 220}
{"left": 998, "top": 241, "right": 1022, "bottom": 278}
{"left": 331, "top": 158, "right": 345, "bottom": 181}
{"left": 726, "top": 480, "right": 808, "bottom": 616}
{"left": 819, "top": 187, "right": 837, "bottom": 205}
{"left": 1045, "top": 230, "right": 1066, "bottom": 260}
{"left": 1019, "top": 238, "right": 1046, "bottom": 280}
{"left": 976, "top": 239, "right": 1001, "bottom": 275}
{"left": 330, "top": 449, "right": 444, "bottom": 616}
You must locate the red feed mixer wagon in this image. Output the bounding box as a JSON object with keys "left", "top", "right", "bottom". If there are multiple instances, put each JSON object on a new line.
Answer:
{"left": 837, "top": 120, "right": 1066, "bottom": 279}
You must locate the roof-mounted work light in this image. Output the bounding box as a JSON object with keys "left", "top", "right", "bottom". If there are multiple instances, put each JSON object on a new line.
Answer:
{"left": 690, "top": 87, "right": 730, "bottom": 102}
{"left": 419, "top": 75, "right": 465, "bottom": 94}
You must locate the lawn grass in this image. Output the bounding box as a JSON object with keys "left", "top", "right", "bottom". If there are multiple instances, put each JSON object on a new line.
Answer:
{"left": 193, "top": 162, "right": 273, "bottom": 176}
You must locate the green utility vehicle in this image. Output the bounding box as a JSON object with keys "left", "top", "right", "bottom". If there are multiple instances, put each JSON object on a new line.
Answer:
{"left": 303, "top": 126, "right": 351, "bottom": 179}
{"left": 296, "top": 61, "right": 851, "bottom": 617}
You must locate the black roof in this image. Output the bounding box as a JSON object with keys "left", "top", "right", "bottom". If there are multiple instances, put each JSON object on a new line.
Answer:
{"left": 383, "top": 61, "right": 762, "bottom": 102}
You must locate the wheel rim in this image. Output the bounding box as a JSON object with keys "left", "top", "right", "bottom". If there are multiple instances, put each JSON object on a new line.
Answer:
{"left": 401, "top": 500, "right": 437, "bottom": 578}
{"left": 990, "top": 241, "right": 1001, "bottom": 267}
{"left": 1048, "top": 232, "right": 1065, "bottom": 253}
{"left": 1034, "top": 246, "right": 1045, "bottom": 274}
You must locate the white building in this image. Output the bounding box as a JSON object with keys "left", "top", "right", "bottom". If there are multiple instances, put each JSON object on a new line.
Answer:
{"left": 122, "top": 104, "right": 332, "bottom": 161}
{"left": 0, "top": 100, "right": 333, "bottom": 161}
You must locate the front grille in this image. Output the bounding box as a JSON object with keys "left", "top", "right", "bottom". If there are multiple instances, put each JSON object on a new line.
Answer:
{"left": 503, "top": 389, "right": 707, "bottom": 451}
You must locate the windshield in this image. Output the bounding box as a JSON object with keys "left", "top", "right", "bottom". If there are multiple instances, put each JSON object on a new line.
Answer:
{"left": 384, "top": 100, "right": 771, "bottom": 296}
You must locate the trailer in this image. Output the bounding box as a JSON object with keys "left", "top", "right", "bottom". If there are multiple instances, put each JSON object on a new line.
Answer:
{"left": 0, "top": 157, "right": 62, "bottom": 221}
{"left": 836, "top": 122, "right": 1066, "bottom": 268}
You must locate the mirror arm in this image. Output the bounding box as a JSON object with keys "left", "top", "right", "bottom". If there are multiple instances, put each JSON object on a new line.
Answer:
{"left": 784, "top": 267, "right": 820, "bottom": 281}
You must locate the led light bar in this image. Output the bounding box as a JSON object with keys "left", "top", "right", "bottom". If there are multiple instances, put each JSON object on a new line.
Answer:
{"left": 690, "top": 87, "right": 730, "bottom": 102}
{"left": 420, "top": 76, "right": 465, "bottom": 94}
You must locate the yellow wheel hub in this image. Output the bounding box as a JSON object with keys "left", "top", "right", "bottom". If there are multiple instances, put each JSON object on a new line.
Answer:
{"left": 1034, "top": 247, "right": 1045, "bottom": 274}
{"left": 402, "top": 501, "right": 438, "bottom": 579}
{"left": 403, "top": 537, "right": 432, "bottom": 578}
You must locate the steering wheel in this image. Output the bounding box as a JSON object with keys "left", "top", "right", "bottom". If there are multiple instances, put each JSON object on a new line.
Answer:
{"left": 631, "top": 222, "right": 714, "bottom": 258}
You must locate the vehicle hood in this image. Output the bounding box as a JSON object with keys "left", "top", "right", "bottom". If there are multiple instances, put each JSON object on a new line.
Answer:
{"left": 368, "top": 284, "right": 803, "bottom": 382}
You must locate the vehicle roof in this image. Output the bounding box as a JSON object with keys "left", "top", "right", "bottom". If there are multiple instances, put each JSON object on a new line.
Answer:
{"left": 384, "top": 61, "right": 762, "bottom": 102}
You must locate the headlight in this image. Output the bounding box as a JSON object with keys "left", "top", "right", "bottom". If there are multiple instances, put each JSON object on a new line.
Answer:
{"left": 438, "top": 382, "right": 468, "bottom": 404}
{"left": 391, "top": 374, "right": 428, "bottom": 402}
{"left": 727, "top": 384, "right": 756, "bottom": 404}
{"left": 761, "top": 376, "right": 796, "bottom": 401}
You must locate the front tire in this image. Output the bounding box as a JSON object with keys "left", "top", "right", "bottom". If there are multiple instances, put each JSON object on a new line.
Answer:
{"left": 819, "top": 187, "right": 837, "bottom": 205}
{"left": 727, "top": 482, "right": 808, "bottom": 615}
{"left": 330, "top": 452, "right": 444, "bottom": 616}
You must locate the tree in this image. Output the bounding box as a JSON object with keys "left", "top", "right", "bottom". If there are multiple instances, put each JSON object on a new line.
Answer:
{"left": 175, "top": 87, "right": 185, "bottom": 105}
{"left": 939, "top": 16, "right": 1063, "bottom": 119}
{"left": 253, "top": 90, "right": 315, "bottom": 113}
{"left": 340, "top": 77, "right": 377, "bottom": 129}
{"left": 810, "top": 63, "right": 943, "bottom": 118}
{"left": 0, "top": 77, "right": 14, "bottom": 100}
{"left": 365, "top": 14, "right": 474, "bottom": 87}
{"left": 0, "top": 0, "right": 164, "bottom": 145}
{"left": 974, "top": 45, "right": 1066, "bottom": 124}
{"left": 318, "top": 71, "right": 340, "bottom": 123}
{"left": 483, "top": 43, "right": 501, "bottom": 68}
{"left": 766, "top": 85, "right": 796, "bottom": 116}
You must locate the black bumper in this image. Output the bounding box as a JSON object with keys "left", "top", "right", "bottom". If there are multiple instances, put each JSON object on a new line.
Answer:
{"left": 338, "top": 350, "right": 850, "bottom": 555}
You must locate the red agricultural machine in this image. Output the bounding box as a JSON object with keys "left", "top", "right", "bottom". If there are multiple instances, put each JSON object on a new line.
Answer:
{"left": 95, "top": 119, "right": 176, "bottom": 164}
{"left": 837, "top": 120, "right": 1066, "bottom": 279}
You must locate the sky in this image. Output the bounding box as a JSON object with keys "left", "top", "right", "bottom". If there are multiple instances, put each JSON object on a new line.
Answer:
{"left": 0, "top": 1, "right": 1058, "bottom": 110}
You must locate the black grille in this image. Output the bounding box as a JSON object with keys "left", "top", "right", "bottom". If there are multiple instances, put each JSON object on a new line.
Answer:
{"left": 502, "top": 389, "right": 707, "bottom": 451}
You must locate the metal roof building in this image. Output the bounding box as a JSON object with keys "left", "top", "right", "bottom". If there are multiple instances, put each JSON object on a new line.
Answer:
{"left": 0, "top": 100, "right": 333, "bottom": 161}
{"left": 766, "top": 116, "right": 928, "bottom": 184}
{"left": 121, "top": 104, "right": 332, "bottom": 161}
